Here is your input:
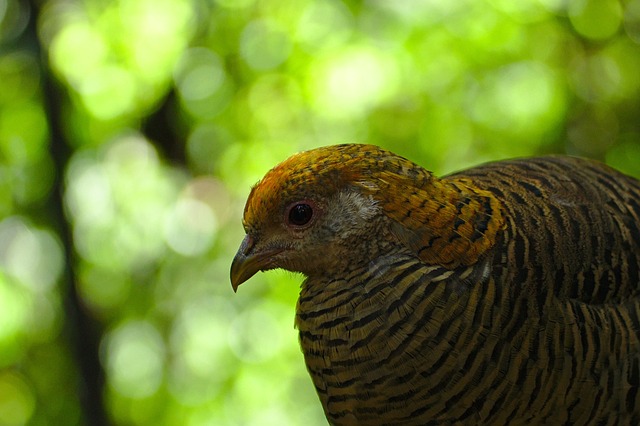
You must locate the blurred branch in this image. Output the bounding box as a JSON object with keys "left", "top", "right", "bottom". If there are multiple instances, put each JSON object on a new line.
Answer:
{"left": 28, "top": 2, "right": 109, "bottom": 425}
{"left": 142, "top": 88, "right": 187, "bottom": 165}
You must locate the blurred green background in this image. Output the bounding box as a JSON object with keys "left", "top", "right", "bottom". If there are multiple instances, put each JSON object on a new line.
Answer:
{"left": 1, "top": 0, "right": 639, "bottom": 424}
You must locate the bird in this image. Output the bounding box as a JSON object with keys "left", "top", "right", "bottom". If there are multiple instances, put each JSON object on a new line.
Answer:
{"left": 230, "top": 143, "right": 640, "bottom": 425}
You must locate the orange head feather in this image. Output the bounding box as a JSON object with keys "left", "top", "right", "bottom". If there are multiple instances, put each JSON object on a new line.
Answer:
{"left": 243, "top": 144, "right": 400, "bottom": 232}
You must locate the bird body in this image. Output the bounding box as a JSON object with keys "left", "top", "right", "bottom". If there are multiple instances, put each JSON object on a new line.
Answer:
{"left": 231, "top": 144, "right": 640, "bottom": 425}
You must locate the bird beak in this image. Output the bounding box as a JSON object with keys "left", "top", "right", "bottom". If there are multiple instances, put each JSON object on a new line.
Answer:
{"left": 230, "top": 234, "right": 283, "bottom": 292}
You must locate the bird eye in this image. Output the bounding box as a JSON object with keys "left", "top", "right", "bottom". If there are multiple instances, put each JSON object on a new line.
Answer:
{"left": 288, "top": 203, "right": 313, "bottom": 227}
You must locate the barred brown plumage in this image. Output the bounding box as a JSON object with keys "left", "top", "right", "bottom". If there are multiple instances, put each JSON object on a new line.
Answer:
{"left": 230, "top": 144, "right": 640, "bottom": 425}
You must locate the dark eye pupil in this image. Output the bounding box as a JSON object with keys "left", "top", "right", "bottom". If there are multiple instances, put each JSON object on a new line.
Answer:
{"left": 289, "top": 203, "right": 313, "bottom": 226}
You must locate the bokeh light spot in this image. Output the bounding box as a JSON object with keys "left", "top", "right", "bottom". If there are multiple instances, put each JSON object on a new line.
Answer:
{"left": 308, "top": 46, "right": 399, "bottom": 119}
{"left": 469, "top": 61, "right": 564, "bottom": 139}
{"left": 569, "top": 0, "right": 622, "bottom": 40}
{"left": 625, "top": 0, "right": 640, "bottom": 43}
{"left": 0, "top": 217, "right": 63, "bottom": 292}
{"left": 0, "top": 101, "right": 48, "bottom": 165}
{"left": 102, "top": 320, "right": 165, "bottom": 399}
{"left": 571, "top": 52, "right": 621, "bottom": 102}
{"left": 240, "top": 20, "right": 292, "bottom": 71}
{"left": 78, "top": 65, "right": 137, "bottom": 120}
{"left": 0, "top": 52, "right": 41, "bottom": 104}
{"left": 487, "top": 0, "right": 548, "bottom": 23}
{"left": 119, "top": 0, "right": 194, "bottom": 80}
{"left": 248, "top": 74, "right": 303, "bottom": 133}
{"left": 215, "top": 0, "right": 255, "bottom": 9}
{"left": 606, "top": 136, "right": 640, "bottom": 178}
{"left": 0, "top": 272, "right": 29, "bottom": 356}
{"left": 175, "top": 48, "right": 226, "bottom": 101}
{"left": 65, "top": 156, "right": 114, "bottom": 228}
{"left": 296, "top": 0, "right": 353, "bottom": 52}
{"left": 568, "top": 108, "right": 619, "bottom": 156}
{"left": 0, "top": 0, "right": 30, "bottom": 43}
{"left": 228, "top": 302, "right": 286, "bottom": 363}
{"left": 0, "top": 371, "right": 35, "bottom": 426}
{"left": 186, "top": 124, "right": 232, "bottom": 174}
{"left": 164, "top": 197, "right": 217, "bottom": 256}
{"left": 49, "top": 21, "right": 108, "bottom": 85}
{"left": 174, "top": 47, "right": 231, "bottom": 119}
{"left": 77, "top": 264, "right": 131, "bottom": 316}
{"left": 169, "top": 297, "right": 235, "bottom": 405}
{"left": 67, "top": 136, "right": 178, "bottom": 271}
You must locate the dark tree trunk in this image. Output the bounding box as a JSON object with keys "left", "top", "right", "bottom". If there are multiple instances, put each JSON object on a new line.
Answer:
{"left": 27, "top": 2, "right": 109, "bottom": 425}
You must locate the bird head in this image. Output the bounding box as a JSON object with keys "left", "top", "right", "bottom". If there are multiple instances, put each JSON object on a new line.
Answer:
{"left": 230, "top": 144, "right": 393, "bottom": 291}
{"left": 230, "top": 144, "right": 504, "bottom": 291}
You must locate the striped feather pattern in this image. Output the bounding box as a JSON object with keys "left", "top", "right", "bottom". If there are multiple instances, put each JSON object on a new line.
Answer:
{"left": 295, "top": 155, "right": 640, "bottom": 425}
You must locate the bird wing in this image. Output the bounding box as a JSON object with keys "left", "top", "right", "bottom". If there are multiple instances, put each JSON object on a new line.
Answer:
{"left": 449, "top": 156, "right": 640, "bottom": 305}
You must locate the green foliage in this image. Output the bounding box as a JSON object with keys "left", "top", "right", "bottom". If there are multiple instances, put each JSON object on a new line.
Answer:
{"left": 0, "top": 0, "right": 639, "bottom": 424}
